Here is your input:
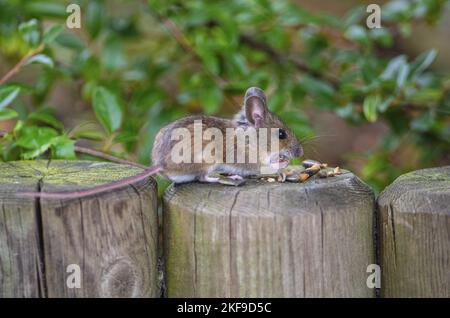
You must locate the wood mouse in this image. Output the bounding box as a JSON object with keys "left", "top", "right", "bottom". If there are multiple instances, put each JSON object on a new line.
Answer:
{"left": 21, "top": 87, "right": 303, "bottom": 199}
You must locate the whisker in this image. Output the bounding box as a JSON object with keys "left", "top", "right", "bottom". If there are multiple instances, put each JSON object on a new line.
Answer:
{"left": 300, "top": 134, "right": 337, "bottom": 144}
{"left": 66, "top": 121, "right": 102, "bottom": 137}
{"left": 303, "top": 143, "right": 320, "bottom": 158}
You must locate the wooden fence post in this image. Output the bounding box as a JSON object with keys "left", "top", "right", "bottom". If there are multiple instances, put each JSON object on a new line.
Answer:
{"left": 163, "top": 171, "right": 376, "bottom": 297}
{"left": 0, "top": 160, "right": 158, "bottom": 298}
{"left": 378, "top": 166, "right": 450, "bottom": 297}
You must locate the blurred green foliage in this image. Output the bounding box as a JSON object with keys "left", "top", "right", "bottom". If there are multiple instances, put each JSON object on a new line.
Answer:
{"left": 0, "top": 0, "right": 449, "bottom": 193}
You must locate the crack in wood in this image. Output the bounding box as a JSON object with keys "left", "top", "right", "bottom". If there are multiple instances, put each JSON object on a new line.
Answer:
{"left": 35, "top": 178, "right": 48, "bottom": 297}
{"left": 228, "top": 189, "right": 240, "bottom": 297}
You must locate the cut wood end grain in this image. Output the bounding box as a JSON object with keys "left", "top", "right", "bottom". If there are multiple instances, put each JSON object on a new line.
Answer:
{"left": 0, "top": 160, "right": 159, "bottom": 298}
{"left": 378, "top": 166, "right": 450, "bottom": 297}
{"left": 163, "top": 170, "right": 376, "bottom": 297}
{"left": 0, "top": 160, "right": 155, "bottom": 204}
{"left": 379, "top": 166, "right": 450, "bottom": 215}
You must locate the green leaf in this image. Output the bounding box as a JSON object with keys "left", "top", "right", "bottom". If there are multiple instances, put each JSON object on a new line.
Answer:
{"left": 408, "top": 88, "right": 442, "bottom": 104}
{"left": 343, "top": 6, "right": 365, "bottom": 26}
{"left": 344, "top": 25, "right": 368, "bottom": 44}
{"left": 55, "top": 32, "right": 85, "bottom": 50}
{"left": 73, "top": 130, "right": 104, "bottom": 141}
{"left": 103, "top": 36, "right": 126, "bottom": 70}
{"left": 27, "top": 110, "right": 64, "bottom": 131}
{"left": 50, "top": 136, "right": 76, "bottom": 159}
{"left": 363, "top": 95, "right": 380, "bottom": 122}
{"left": 13, "top": 120, "right": 24, "bottom": 136}
{"left": 382, "top": 0, "right": 410, "bottom": 20}
{"left": 16, "top": 126, "right": 58, "bottom": 159}
{"left": 337, "top": 103, "right": 360, "bottom": 122}
{"left": 370, "top": 28, "right": 393, "bottom": 47}
{"left": 396, "top": 63, "right": 410, "bottom": 89}
{"left": 86, "top": 0, "right": 104, "bottom": 39}
{"left": 410, "top": 49, "right": 438, "bottom": 76}
{"left": 301, "top": 76, "right": 335, "bottom": 97}
{"left": 0, "top": 109, "right": 18, "bottom": 121}
{"left": 411, "top": 110, "right": 435, "bottom": 132}
{"left": 16, "top": 126, "right": 58, "bottom": 149}
{"left": 0, "top": 84, "right": 21, "bottom": 110}
{"left": 198, "top": 50, "right": 220, "bottom": 75}
{"left": 378, "top": 96, "right": 394, "bottom": 112}
{"left": 381, "top": 55, "right": 407, "bottom": 80}
{"left": 43, "top": 24, "right": 64, "bottom": 44}
{"left": 26, "top": 54, "right": 54, "bottom": 68}
{"left": 361, "top": 58, "right": 379, "bottom": 84}
{"left": 24, "top": 2, "right": 67, "bottom": 18}
{"left": 92, "top": 86, "right": 123, "bottom": 134}
{"left": 268, "top": 92, "right": 285, "bottom": 113}
{"left": 399, "top": 22, "right": 412, "bottom": 37}
{"left": 18, "top": 19, "right": 40, "bottom": 47}
{"left": 34, "top": 68, "right": 56, "bottom": 100}
{"left": 230, "top": 53, "right": 249, "bottom": 76}
{"left": 201, "top": 86, "right": 222, "bottom": 114}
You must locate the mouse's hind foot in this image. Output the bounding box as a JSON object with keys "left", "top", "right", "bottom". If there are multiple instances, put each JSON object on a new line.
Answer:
{"left": 200, "top": 173, "right": 246, "bottom": 186}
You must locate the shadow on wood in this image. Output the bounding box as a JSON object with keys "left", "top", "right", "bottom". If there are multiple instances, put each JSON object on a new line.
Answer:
{"left": 0, "top": 160, "right": 158, "bottom": 298}
{"left": 163, "top": 171, "right": 376, "bottom": 297}
{"left": 378, "top": 166, "right": 450, "bottom": 297}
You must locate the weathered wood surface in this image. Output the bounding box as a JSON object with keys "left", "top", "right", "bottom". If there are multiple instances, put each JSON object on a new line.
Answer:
{"left": 0, "top": 160, "right": 158, "bottom": 298}
{"left": 378, "top": 166, "right": 450, "bottom": 298}
{"left": 163, "top": 171, "right": 376, "bottom": 297}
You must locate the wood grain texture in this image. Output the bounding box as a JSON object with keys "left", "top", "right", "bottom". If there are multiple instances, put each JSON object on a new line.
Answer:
{"left": 163, "top": 171, "right": 376, "bottom": 297}
{"left": 378, "top": 166, "right": 450, "bottom": 298}
{"left": 0, "top": 162, "right": 43, "bottom": 297}
{"left": 0, "top": 160, "right": 158, "bottom": 298}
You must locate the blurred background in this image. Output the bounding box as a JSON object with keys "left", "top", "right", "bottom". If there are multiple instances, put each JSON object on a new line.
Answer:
{"left": 0, "top": 0, "right": 449, "bottom": 193}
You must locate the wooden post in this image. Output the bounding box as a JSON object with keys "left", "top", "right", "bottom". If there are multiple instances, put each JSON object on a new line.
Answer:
{"left": 163, "top": 171, "right": 376, "bottom": 297}
{"left": 378, "top": 166, "right": 450, "bottom": 297}
{"left": 0, "top": 160, "right": 158, "bottom": 298}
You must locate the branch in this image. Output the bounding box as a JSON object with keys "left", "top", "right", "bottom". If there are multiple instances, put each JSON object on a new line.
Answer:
{"left": 148, "top": 11, "right": 248, "bottom": 110}
{"left": 0, "top": 45, "right": 44, "bottom": 85}
{"left": 151, "top": 13, "right": 228, "bottom": 87}
{"left": 148, "top": 5, "right": 344, "bottom": 100}
{"left": 74, "top": 145, "right": 147, "bottom": 169}
{"left": 239, "top": 34, "right": 340, "bottom": 89}
{"left": 0, "top": 135, "right": 146, "bottom": 168}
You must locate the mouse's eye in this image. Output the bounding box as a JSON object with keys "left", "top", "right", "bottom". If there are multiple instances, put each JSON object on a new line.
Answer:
{"left": 278, "top": 129, "right": 287, "bottom": 140}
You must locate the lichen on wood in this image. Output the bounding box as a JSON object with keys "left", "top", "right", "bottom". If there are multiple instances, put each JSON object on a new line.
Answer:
{"left": 378, "top": 166, "right": 450, "bottom": 297}
{"left": 0, "top": 160, "right": 158, "bottom": 298}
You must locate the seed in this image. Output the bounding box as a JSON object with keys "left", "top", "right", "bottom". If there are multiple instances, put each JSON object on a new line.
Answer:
{"left": 286, "top": 174, "right": 300, "bottom": 182}
{"left": 298, "top": 173, "right": 310, "bottom": 182}
{"left": 302, "top": 164, "right": 321, "bottom": 177}
{"left": 267, "top": 177, "right": 276, "bottom": 182}
{"left": 318, "top": 170, "right": 328, "bottom": 178}
{"left": 302, "top": 159, "right": 322, "bottom": 168}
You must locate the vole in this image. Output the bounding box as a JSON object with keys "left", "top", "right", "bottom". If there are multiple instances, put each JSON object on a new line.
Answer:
{"left": 21, "top": 87, "right": 303, "bottom": 199}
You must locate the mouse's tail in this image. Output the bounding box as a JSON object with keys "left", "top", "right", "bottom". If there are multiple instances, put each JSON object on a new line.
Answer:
{"left": 18, "top": 165, "right": 162, "bottom": 200}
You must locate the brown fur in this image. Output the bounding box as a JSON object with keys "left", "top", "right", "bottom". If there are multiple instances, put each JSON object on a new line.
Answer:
{"left": 152, "top": 87, "right": 302, "bottom": 181}
{"left": 21, "top": 87, "right": 303, "bottom": 199}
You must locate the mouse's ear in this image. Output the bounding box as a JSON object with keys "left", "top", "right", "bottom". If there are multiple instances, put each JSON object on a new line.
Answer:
{"left": 244, "top": 87, "right": 268, "bottom": 127}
